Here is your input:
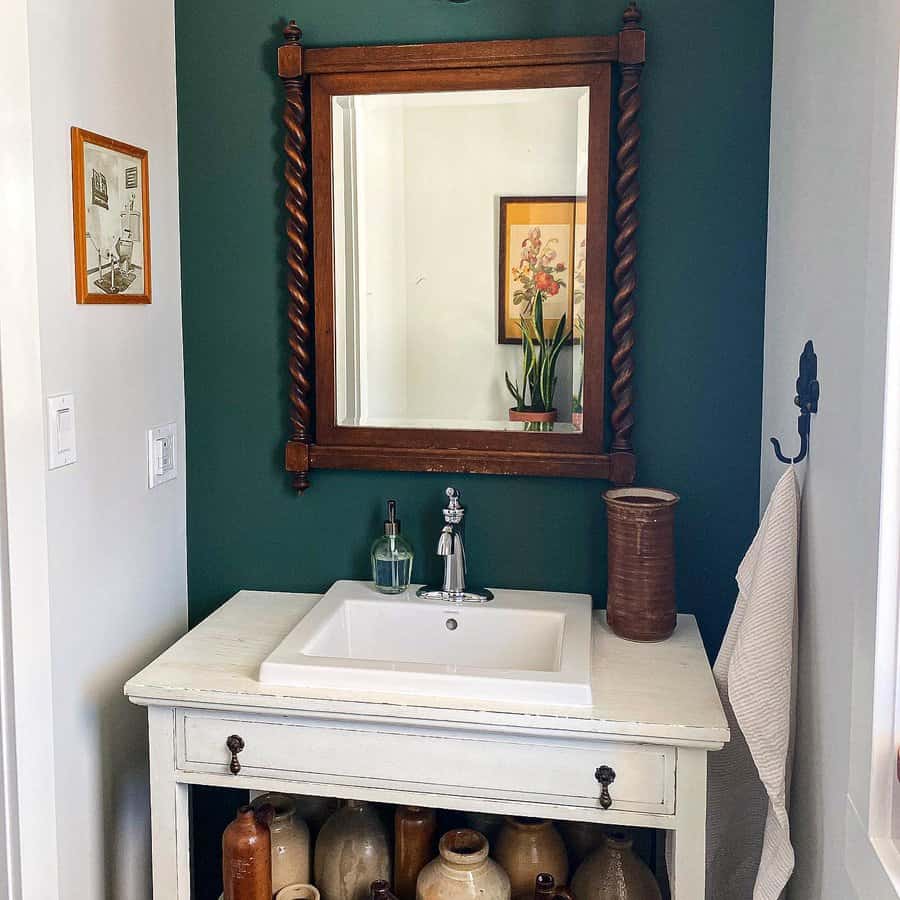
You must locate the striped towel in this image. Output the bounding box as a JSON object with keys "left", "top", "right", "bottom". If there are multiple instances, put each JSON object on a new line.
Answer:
{"left": 706, "top": 466, "right": 799, "bottom": 899}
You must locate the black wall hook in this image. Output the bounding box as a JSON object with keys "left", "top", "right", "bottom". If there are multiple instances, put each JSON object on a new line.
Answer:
{"left": 771, "top": 340, "right": 820, "bottom": 464}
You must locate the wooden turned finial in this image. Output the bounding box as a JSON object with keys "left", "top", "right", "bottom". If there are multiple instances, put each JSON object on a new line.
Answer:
{"left": 283, "top": 20, "right": 302, "bottom": 44}
{"left": 622, "top": 2, "right": 642, "bottom": 29}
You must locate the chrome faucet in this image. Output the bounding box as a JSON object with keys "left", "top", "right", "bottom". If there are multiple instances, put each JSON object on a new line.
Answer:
{"left": 417, "top": 488, "right": 493, "bottom": 603}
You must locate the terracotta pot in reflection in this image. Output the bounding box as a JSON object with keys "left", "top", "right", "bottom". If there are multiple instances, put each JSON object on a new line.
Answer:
{"left": 571, "top": 831, "right": 661, "bottom": 900}
{"left": 494, "top": 818, "right": 568, "bottom": 900}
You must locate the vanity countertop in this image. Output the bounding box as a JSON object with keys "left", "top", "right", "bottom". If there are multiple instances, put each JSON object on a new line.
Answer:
{"left": 125, "top": 590, "right": 728, "bottom": 749}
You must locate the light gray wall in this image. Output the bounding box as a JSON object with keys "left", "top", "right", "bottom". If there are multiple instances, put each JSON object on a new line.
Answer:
{"left": 26, "top": 0, "right": 188, "bottom": 896}
{"left": 761, "top": 0, "right": 899, "bottom": 896}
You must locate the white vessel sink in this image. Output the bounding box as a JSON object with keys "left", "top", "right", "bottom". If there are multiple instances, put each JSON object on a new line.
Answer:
{"left": 259, "top": 580, "right": 593, "bottom": 707}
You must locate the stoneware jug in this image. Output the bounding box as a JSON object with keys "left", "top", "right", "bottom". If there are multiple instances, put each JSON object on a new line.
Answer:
{"left": 222, "top": 806, "right": 272, "bottom": 900}
{"left": 251, "top": 792, "right": 311, "bottom": 892}
{"left": 395, "top": 805, "right": 437, "bottom": 900}
{"left": 494, "top": 818, "right": 568, "bottom": 900}
{"left": 315, "top": 800, "right": 391, "bottom": 900}
{"left": 416, "top": 828, "right": 510, "bottom": 900}
{"left": 571, "top": 831, "right": 661, "bottom": 900}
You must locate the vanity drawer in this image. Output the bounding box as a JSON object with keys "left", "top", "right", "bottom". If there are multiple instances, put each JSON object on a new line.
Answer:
{"left": 178, "top": 711, "right": 675, "bottom": 815}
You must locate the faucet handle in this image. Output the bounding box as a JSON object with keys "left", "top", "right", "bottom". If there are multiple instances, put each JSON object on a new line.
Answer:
{"left": 443, "top": 487, "right": 464, "bottom": 523}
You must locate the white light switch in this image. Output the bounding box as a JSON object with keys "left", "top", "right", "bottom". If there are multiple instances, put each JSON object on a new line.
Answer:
{"left": 148, "top": 423, "right": 177, "bottom": 488}
{"left": 47, "top": 394, "right": 77, "bottom": 469}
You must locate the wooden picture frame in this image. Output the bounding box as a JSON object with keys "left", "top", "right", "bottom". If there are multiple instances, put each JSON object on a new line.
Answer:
{"left": 498, "top": 196, "right": 587, "bottom": 345}
{"left": 71, "top": 127, "right": 151, "bottom": 304}
{"left": 276, "top": 3, "right": 645, "bottom": 492}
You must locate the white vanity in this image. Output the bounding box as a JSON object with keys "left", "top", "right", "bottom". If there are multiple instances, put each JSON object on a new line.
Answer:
{"left": 125, "top": 584, "right": 728, "bottom": 899}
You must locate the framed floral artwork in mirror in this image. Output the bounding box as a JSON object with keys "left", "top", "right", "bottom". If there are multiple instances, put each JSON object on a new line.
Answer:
{"left": 499, "top": 197, "right": 589, "bottom": 344}
{"left": 71, "top": 127, "right": 151, "bottom": 304}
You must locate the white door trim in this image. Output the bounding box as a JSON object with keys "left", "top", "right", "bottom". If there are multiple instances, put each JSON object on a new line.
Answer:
{"left": 0, "top": 0, "right": 60, "bottom": 896}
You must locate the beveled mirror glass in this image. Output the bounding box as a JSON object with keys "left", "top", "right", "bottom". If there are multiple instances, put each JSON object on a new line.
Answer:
{"left": 331, "top": 87, "right": 590, "bottom": 433}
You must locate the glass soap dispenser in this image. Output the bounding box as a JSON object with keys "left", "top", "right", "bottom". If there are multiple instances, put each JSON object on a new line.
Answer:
{"left": 371, "top": 500, "right": 414, "bottom": 594}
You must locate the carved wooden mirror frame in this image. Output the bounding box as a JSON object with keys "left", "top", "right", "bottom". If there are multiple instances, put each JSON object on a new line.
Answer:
{"left": 277, "top": 4, "right": 645, "bottom": 493}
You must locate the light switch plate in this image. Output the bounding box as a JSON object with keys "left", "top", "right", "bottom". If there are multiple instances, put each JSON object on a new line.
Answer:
{"left": 148, "top": 423, "right": 177, "bottom": 488}
{"left": 47, "top": 394, "right": 76, "bottom": 469}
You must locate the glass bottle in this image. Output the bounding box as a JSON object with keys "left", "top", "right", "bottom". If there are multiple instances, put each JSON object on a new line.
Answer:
{"left": 371, "top": 500, "right": 414, "bottom": 594}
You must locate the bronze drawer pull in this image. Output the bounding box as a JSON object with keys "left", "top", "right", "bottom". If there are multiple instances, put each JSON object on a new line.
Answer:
{"left": 595, "top": 765, "right": 616, "bottom": 809}
{"left": 226, "top": 734, "right": 245, "bottom": 774}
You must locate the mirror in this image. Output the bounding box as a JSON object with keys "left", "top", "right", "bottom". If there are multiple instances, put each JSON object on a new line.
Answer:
{"left": 331, "top": 86, "right": 590, "bottom": 433}
{"left": 278, "top": 16, "right": 646, "bottom": 489}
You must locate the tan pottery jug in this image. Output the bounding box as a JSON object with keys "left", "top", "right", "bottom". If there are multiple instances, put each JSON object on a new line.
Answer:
{"left": 494, "top": 818, "right": 568, "bottom": 900}
{"left": 251, "top": 792, "right": 311, "bottom": 892}
{"left": 417, "top": 829, "right": 510, "bottom": 900}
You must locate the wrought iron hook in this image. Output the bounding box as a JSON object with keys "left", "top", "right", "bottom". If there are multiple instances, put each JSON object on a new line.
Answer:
{"left": 770, "top": 340, "right": 819, "bottom": 464}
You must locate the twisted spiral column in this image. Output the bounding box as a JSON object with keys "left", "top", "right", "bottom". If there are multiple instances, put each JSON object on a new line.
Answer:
{"left": 611, "top": 3, "right": 644, "bottom": 461}
{"left": 279, "top": 22, "right": 313, "bottom": 492}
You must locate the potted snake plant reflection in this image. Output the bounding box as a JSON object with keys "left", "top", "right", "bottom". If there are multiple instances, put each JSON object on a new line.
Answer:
{"left": 572, "top": 313, "right": 585, "bottom": 430}
{"left": 505, "top": 291, "right": 569, "bottom": 432}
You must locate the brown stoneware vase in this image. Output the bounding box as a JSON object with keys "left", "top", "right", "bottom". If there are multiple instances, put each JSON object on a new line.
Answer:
{"left": 222, "top": 805, "right": 272, "bottom": 900}
{"left": 571, "top": 831, "right": 661, "bottom": 900}
{"left": 494, "top": 818, "right": 568, "bottom": 900}
{"left": 315, "top": 800, "right": 391, "bottom": 900}
{"left": 417, "top": 828, "right": 510, "bottom": 900}
{"left": 395, "top": 806, "right": 438, "bottom": 900}
{"left": 603, "top": 487, "right": 680, "bottom": 641}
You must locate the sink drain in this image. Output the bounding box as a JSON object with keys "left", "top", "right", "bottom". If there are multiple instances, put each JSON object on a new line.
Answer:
{"left": 445, "top": 618, "right": 459, "bottom": 631}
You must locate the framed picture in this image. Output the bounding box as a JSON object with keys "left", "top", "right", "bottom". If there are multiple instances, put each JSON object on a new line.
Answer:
{"left": 498, "top": 196, "right": 586, "bottom": 344}
{"left": 71, "top": 127, "right": 151, "bottom": 304}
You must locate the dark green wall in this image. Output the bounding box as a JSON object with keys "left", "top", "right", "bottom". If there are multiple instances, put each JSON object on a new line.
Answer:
{"left": 176, "top": 0, "right": 772, "bottom": 656}
{"left": 177, "top": 2, "right": 771, "bottom": 894}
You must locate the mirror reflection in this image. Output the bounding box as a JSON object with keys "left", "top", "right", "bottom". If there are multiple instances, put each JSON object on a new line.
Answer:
{"left": 332, "top": 86, "right": 590, "bottom": 433}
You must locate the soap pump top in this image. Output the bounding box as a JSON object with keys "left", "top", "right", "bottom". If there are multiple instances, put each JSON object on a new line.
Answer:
{"left": 384, "top": 499, "right": 400, "bottom": 537}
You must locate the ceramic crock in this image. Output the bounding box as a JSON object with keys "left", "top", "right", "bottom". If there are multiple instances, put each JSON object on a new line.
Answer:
{"left": 417, "top": 829, "right": 510, "bottom": 900}
{"left": 493, "top": 818, "right": 568, "bottom": 900}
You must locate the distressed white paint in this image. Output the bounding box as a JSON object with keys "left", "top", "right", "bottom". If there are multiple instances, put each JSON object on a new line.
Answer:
{"left": 127, "top": 591, "right": 727, "bottom": 900}
{"left": 127, "top": 590, "right": 728, "bottom": 745}
{"left": 760, "top": 0, "right": 900, "bottom": 894}
{"left": 23, "top": 0, "right": 189, "bottom": 897}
